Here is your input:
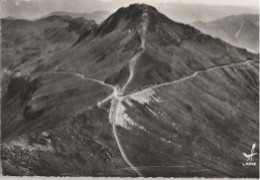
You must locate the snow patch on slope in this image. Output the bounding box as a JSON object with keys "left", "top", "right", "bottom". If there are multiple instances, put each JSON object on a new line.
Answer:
{"left": 124, "top": 98, "right": 134, "bottom": 107}
{"left": 130, "top": 89, "right": 161, "bottom": 105}
{"left": 6, "top": 136, "right": 53, "bottom": 152}
{"left": 116, "top": 102, "right": 135, "bottom": 129}
{"left": 115, "top": 100, "right": 151, "bottom": 132}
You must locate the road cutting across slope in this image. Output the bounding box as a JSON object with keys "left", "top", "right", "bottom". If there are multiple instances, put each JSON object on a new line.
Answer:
{"left": 46, "top": 71, "right": 115, "bottom": 90}
{"left": 124, "top": 59, "right": 259, "bottom": 98}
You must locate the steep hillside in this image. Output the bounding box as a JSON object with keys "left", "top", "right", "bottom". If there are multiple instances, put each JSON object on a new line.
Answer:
{"left": 1, "top": 16, "right": 97, "bottom": 73}
{"left": 192, "top": 14, "right": 259, "bottom": 53}
{"left": 117, "top": 60, "right": 259, "bottom": 177}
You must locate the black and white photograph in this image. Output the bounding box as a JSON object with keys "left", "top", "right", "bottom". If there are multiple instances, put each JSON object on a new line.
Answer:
{"left": 0, "top": 0, "right": 259, "bottom": 178}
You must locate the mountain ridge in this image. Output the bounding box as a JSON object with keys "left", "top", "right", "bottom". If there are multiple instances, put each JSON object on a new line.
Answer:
{"left": 43, "top": 11, "right": 111, "bottom": 24}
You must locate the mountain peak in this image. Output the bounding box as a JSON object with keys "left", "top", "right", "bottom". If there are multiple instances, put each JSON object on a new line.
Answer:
{"left": 96, "top": 4, "right": 159, "bottom": 35}
{"left": 116, "top": 3, "right": 159, "bottom": 19}
{"left": 127, "top": 3, "right": 158, "bottom": 12}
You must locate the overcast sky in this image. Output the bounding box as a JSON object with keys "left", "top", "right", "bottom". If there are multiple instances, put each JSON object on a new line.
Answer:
{"left": 100, "top": 0, "right": 259, "bottom": 7}
{"left": 1, "top": 0, "right": 259, "bottom": 19}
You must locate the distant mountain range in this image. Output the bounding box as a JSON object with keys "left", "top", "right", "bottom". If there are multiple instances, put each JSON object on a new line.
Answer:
{"left": 1, "top": 4, "right": 259, "bottom": 178}
{"left": 161, "top": 4, "right": 258, "bottom": 24}
{"left": 192, "top": 14, "right": 259, "bottom": 53}
{"left": 44, "top": 11, "right": 111, "bottom": 24}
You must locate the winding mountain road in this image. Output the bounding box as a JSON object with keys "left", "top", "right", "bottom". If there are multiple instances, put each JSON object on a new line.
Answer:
{"left": 108, "top": 7, "right": 149, "bottom": 177}
{"left": 46, "top": 71, "right": 115, "bottom": 90}
{"left": 119, "top": 11, "right": 148, "bottom": 96}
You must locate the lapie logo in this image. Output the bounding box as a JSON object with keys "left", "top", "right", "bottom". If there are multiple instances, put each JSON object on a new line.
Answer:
{"left": 242, "top": 143, "right": 257, "bottom": 166}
